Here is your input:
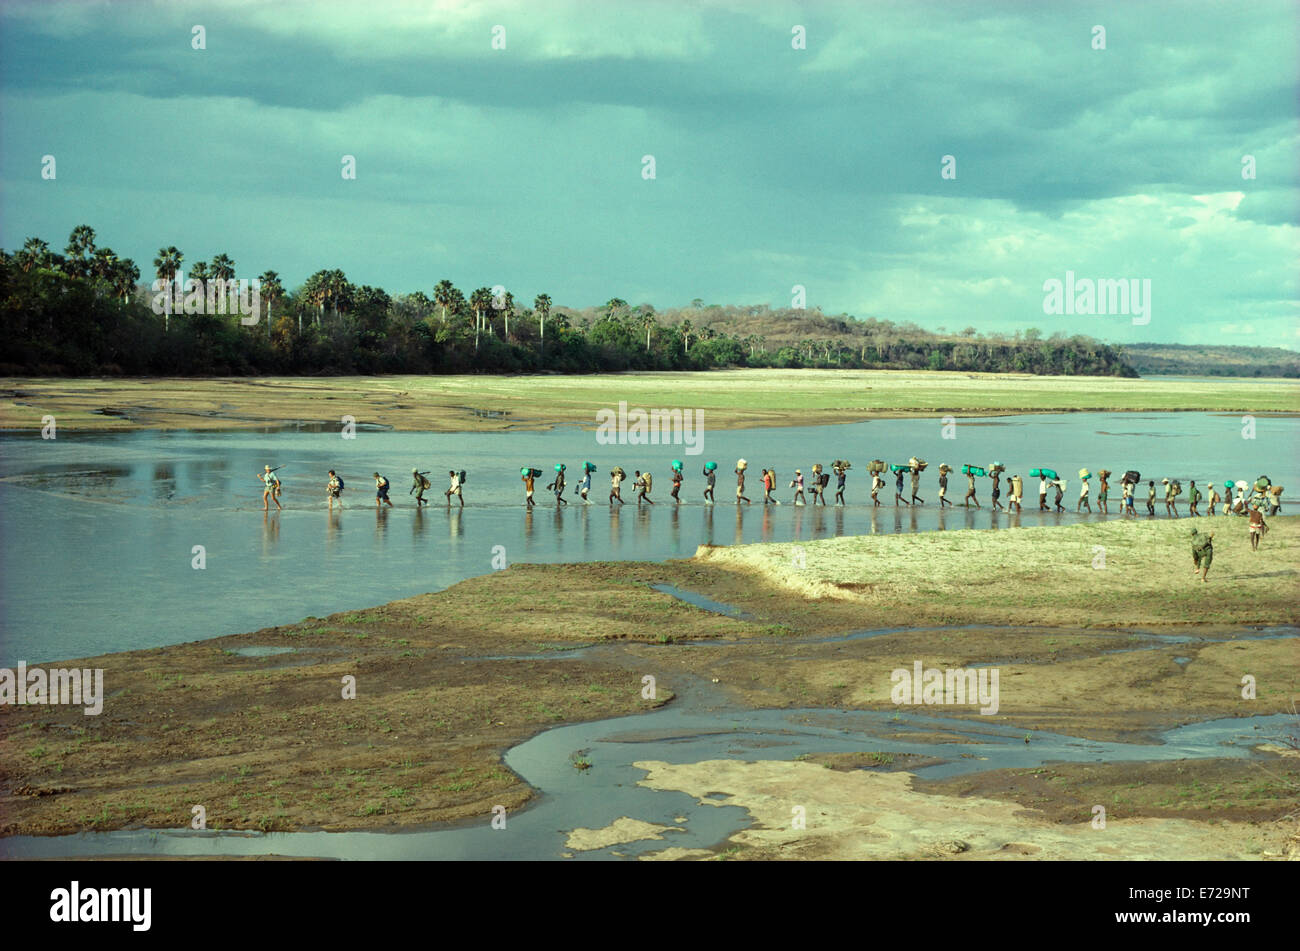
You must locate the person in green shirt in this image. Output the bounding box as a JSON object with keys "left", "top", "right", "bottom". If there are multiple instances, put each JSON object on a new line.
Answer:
{"left": 1188, "top": 480, "right": 1201, "bottom": 516}
{"left": 1190, "top": 528, "right": 1213, "bottom": 582}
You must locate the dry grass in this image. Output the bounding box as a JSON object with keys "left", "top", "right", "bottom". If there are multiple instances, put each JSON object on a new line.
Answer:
{"left": 3, "top": 369, "right": 1297, "bottom": 433}
{"left": 694, "top": 516, "right": 1300, "bottom": 627}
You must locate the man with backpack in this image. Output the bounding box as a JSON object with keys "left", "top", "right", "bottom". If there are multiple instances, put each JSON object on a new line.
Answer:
{"left": 446, "top": 470, "right": 464, "bottom": 507}
{"left": 1163, "top": 478, "right": 1179, "bottom": 517}
{"left": 328, "top": 470, "right": 345, "bottom": 509}
{"left": 1191, "top": 528, "right": 1214, "bottom": 582}
{"left": 410, "top": 469, "right": 432, "bottom": 507}
{"left": 374, "top": 472, "right": 393, "bottom": 508}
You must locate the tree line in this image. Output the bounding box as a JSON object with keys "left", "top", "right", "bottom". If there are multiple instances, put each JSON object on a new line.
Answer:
{"left": 2, "top": 225, "right": 1136, "bottom": 377}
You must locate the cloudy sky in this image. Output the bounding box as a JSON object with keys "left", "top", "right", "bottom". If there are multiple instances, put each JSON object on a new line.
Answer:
{"left": 2, "top": 0, "right": 1296, "bottom": 347}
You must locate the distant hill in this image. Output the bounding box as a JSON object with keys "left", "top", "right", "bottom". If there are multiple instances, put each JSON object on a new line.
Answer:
{"left": 1120, "top": 343, "right": 1300, "bottom": 378}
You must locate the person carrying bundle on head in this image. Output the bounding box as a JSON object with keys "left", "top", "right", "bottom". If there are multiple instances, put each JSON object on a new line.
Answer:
{"left": 410, "top": 468, "right": 432, "bottom": 507}
{"left": 1076, "top": 470, "right": 1091, "bottom": 513}
{"left": 734, "top": 460, "right": 751, "bottom": 505}
{"left": 990, "top": 469, "right": 1005, "bottom": 513}
{"left": 547, "top": 464, "right": 569, "bottom": 507}
{"left": 702, "top": 463, "right": 716, "bottom": 504}
{"left": 938, "top": 464, "right": 952, "bottom": 507}
{"left": 909, "top": 459, "right": 924, "bottom": 506}
{"left": 522, "top": 467, "right": 537, "bottom": 509}
{"left": 670, "top": 461, "right": 684, "bottom": 504}
{"left": 892, "top": 467, "right": 909, "bottom": 506}
{"left": 610, "top": 466, "right": 626, "bottom": 505}
{"left": 964, "top": 468, "right": 979, "bottom": 508}
{"left": 871, "top": 469, "right": 883, "bottom": 506}
{"left": 833, "top": 461, "right": 848, "bottom": 506}
{"left": 811, "top": 463, "right": 827, "bottom": 506}
{"left": 578, "top": 464, "right": 593, "bottom": 505}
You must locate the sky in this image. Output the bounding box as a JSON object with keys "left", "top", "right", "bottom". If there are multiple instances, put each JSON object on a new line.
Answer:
{"left": 1, "top": 0, "right": 1297, "bottom": 347}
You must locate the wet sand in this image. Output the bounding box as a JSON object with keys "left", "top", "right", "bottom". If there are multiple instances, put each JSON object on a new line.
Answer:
{"left": 2, "top": 519, "right": 1297, "bottom": 857}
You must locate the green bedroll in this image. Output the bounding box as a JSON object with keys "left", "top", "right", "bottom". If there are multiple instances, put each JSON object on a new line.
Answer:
{"left": 962, "top": 464, "right": 986, "bottom": 477}
{"left": 1029, "top": 468, "right": 1059, "bottom": 480}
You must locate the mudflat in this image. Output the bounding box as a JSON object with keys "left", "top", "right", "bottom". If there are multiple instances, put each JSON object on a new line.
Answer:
{"left": 3, "top": 370, "right": 1298, "bottom": 433}
{"left": 1, "top": 519, "right": 1295, "bottom": 860}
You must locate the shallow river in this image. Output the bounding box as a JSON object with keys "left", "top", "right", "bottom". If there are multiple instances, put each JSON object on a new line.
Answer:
{"left": 1, "top": 411, "right": 1294, "bottom": 664}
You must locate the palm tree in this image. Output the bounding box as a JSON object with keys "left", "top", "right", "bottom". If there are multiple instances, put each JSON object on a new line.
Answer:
{"left": 16, "top": 238, "right": 52, "bottom": 272}
{"left": 324, "top": 270, "right": 350, "bottom": 322}
{"left": 604, "top": 298, "right": 628, "bottom": 322}
{"left": 642, "top": 310, "right": 657, "bottom": 351}
{"left": 211, "top": 253, "right": 235, "bottom": 314}
{"left": 434, "top": 280, "right": 457, "bottom": 323}
{"left": 470, "top": 287, "right": 493, "bottom": 351}
{"left": 153, "top": 246, "right": 183, "bottom": 331}
{"left": 190, "top": 261, "right": 210, "bottom": 300}
{"left": 680, "top": 318, "right": 694, "bottom": 353}
{"left": 91, "top": 248, "right": 118, "bottom": 282}
{"left": 501, "top": 291, "right": 515, "bottom": 339}
{"left": 114, "top": 259, "right": 140, "bottom": 303}
{"left": 64, "top": 225, "right": 96, "bottom": 278}
{"left": 534, "top": 293, "right": 552, "bottom": 357}
{"left": 259, "top": 270, "right": 283, "bottom": 341}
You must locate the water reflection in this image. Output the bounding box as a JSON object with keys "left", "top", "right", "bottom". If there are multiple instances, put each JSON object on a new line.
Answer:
{"left": 3, "top": 411, "right": 1296, "bottom": 663}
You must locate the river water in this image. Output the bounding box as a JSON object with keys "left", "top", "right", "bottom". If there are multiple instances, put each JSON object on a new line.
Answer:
{"left": 0, "top": 411, "right": 1295, "bottom": 664}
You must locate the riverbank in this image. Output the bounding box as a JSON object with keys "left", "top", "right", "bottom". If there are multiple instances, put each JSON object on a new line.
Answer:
{"left": 1, "top": 521, "right": 1295, "bottom": 856}
{"left": 3, "top": 370, "right": 1298, "bottom": 433}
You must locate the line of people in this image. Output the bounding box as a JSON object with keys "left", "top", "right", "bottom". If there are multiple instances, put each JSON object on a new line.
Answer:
{"left": 259, "top": 461, "right": 1285, "bottom": 518}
